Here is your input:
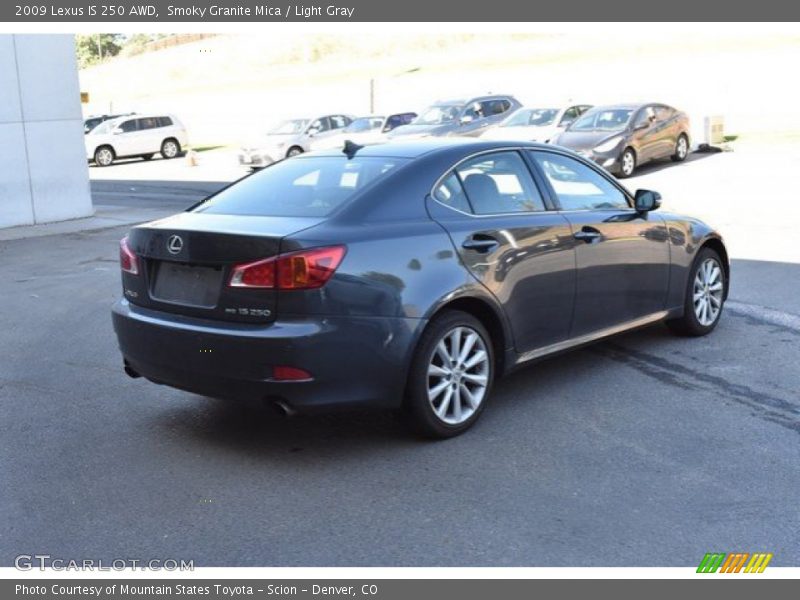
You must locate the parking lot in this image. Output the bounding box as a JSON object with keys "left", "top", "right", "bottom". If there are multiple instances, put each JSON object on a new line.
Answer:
{"left": 1, "top": 142, "right": 799, "bottom": 566}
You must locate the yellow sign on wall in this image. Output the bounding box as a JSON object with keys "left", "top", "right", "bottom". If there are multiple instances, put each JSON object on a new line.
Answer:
{"left": 80, "top": 92, "right": 89, "bottom": 103}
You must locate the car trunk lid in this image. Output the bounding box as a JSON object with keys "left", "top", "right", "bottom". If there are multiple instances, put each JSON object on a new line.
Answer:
{"left": 124, "top": 212, "right": 322, "bottom": 323}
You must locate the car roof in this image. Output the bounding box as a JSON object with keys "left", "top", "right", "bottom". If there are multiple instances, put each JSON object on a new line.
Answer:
{"left": 307, "top": 138, "right": 550, "bottom": 160}
{"left": 586, "top": 103, "right": 647, "bottom": 111}
{"left": 433, "top": 95, "right": 515, "bottom": 106}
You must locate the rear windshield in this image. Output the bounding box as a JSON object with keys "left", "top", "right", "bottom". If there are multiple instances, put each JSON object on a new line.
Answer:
{"left": 194, "top": 156, "right": 408, "bottom": 218}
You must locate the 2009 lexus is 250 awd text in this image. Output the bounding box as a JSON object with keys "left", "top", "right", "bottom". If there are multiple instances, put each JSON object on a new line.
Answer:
{"left": 112, "top": 139, "right": 728, "bottom": 438}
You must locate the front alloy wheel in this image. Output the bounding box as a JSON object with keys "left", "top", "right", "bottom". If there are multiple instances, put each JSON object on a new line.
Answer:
{"left": 619, "top": 148, "right": 636, "bottom": 178}
{"left": 94, "top": 147, "right": 114, "bottom": 167}
{"left": 404, "top": 311, "right": 494, "bottom": 438}
{"left": 692, "top": 257, "right": 724, "bottom": 326}
{"left": 667, "top": 247, "right": 726, "bottom": 336}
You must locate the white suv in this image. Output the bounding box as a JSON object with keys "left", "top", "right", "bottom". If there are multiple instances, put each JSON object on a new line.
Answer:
{"left": 85, "top": 114, "right": 188, "bottom": 167}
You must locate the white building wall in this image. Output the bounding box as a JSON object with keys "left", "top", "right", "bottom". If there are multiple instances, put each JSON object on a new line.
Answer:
{"left": 0, "top": 34, "right": 92, "bottom": 229}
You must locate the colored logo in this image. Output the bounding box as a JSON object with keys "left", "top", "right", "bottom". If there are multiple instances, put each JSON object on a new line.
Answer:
{"left": 697, "top": 552, "right": 773, "bottom": 573}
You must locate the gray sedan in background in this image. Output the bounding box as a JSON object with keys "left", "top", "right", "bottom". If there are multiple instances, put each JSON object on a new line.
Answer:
{"left": 388, "top": 95, "right": 521, "bottom": 139}
{"left": 552, "top": 103, "right": 691, "bottom": 177}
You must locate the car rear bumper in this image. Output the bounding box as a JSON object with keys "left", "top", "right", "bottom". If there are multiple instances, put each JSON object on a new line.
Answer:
{"left": 237, "top": 150, "right": 278, "bottom": 168}
{"left": 112, "top": 300, "right": 424, "bottom": 413}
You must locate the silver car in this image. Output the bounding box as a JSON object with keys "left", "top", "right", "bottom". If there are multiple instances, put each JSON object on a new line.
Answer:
{"left": 238, "top": 114, "right": 353, "bottom": 168}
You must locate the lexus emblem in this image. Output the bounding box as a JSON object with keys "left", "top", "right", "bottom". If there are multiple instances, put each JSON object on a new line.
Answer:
{"left": 167, "top": 235, "right": 184, "bottom": 255}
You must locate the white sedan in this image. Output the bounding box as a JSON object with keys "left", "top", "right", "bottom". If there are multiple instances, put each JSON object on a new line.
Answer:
{"left": 309, "top": 113, "right": 417, "bottom": 151}
{"left": 481, "top": 104, "right": 593, "bottom": 143}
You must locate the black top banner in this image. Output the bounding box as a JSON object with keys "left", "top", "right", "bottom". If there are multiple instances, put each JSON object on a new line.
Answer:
{"left": 4, "top": 0, "right": 800, "bottom": 22}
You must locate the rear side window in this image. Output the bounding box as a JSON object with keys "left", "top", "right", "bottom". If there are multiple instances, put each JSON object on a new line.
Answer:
{"left": 157, "top": 116, "right": 173, "bottom": 127}
{"left": 119, "top": 120, "right": 138, "bottom": 133}
{"left": 433, "top": 172, "right": 471, "bottom": 213}
{"left": 195, "top": 157, "right": 408, "bottom": 218}
{"left": 137, "top": 117, "right": 159, "bottom": 130}
{"left": 454, "top": 151, "right": 545, "bottom": 215}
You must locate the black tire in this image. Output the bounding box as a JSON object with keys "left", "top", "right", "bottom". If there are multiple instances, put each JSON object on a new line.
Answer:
{"left": 286, "top": 146, "right": 304, "bottom": 158}
{"left": 141, "top": 154, "right": 154, "bottom": 161}
{"left": 671, "top": 133, "right": 689, "bottom": 162}
{"left": 93, "top": 146, "right": 115, "bottom": 167}
{"left": 160, "top": 138, "right": 180, "bottom": 159}
{"left": 403, "top": 310, "right": 495, "bottom": 439}
{"left": 666, "top": 247, "right": 726, "bottom": 337}
{"left": 618, "top": 147, "right": 636, "bottom": 178}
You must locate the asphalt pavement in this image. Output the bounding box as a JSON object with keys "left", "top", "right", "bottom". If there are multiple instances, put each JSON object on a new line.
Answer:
{"left": 0, "top": 146, "right": 798, "bottom": 567}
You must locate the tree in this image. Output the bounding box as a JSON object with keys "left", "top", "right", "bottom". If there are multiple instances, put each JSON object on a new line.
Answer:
{"left": 75, "top": 34, "right": 122, "bottom": 68}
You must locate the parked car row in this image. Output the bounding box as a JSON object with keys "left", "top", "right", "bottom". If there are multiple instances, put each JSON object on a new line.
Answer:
{"left": 83, "top": 97, "right": 691, "bottom": 178}
{"left": 240, "top": 96, "right": 690, "bottom": 178}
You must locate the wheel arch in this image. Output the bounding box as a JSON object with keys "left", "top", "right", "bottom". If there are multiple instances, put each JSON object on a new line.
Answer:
{"left": 699, "top": 236, "right": 730, "bottom": 299}
{"left": 420, "top": 295, "right": 512, "bottom": 377}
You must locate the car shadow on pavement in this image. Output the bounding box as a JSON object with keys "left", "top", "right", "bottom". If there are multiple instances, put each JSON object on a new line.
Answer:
{"left": 149, "top": 324, "right": 680, "bottom": 458}
{"left": 627, "top": 149, "right": 720, "bottom": 178}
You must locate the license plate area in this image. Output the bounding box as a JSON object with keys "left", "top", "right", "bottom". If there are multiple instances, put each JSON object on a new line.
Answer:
{"left": 151, "top": 261, "right": 224, "bottom": 308}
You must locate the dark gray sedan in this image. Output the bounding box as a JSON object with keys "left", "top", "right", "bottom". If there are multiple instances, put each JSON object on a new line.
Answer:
{"left": 552, "top": 103, "right": 691, "bottom": 177}
{"left": 113, "top": 139, "right": 728, "bottom": 438}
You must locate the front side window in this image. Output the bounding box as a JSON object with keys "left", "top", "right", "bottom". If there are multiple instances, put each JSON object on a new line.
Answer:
{"left": 531, "top": 151, "right": 629, "bottom": 211}
{"left": 195, "top": 157, "right": 407, "bottom": 218}
{"left": 634, "top": 107, "right": 657, "bottom": 128}
{"left": 329, "top": 115, "right": 350, "bottom": 130}
{"left": 453, "top": 151, "right": 545, "bottom": 215}
{"left": 308, "top": 118, "right": 330, "bottom": 133}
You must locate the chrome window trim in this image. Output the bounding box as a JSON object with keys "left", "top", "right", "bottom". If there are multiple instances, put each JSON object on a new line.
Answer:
{"left": 429, "top": 145, "right": 634, "bottom": 218}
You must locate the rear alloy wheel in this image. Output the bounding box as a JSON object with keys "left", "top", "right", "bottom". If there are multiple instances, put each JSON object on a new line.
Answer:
{"left": 404, "top": 311, "right": 494, "bottom": 438}
{"left": 619, "top": 148, "right": 636, "bottom": 178}
{"left": 667, "top": 248, "right": 725, "bottom": 336}
{"left": 94, "top": 146, "right": 114, "bottom": 167}
{"left": 671, "top": 134, "right": 689, "bottom": 162}
{"left": 161, "top": 139, "right": 180, "bottom": 159}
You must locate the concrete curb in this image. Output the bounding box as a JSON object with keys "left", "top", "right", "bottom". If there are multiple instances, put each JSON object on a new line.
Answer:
{"left": 0, "top": 205, "right": 176, "bottom": 241}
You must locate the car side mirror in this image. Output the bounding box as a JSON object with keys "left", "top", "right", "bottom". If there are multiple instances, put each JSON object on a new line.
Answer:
{"left": 634, "top": 189, "right": 661, "bottom": 212}
{"left": 559, "top": 119, "right": 573, "bottom": 128}
{"left": 460, "top": 115, "right": 474, "bottom": 125}
{"left": 307, "top": 127, "right": 319, "bottom": 136}
{"left": 634, "top": 122, "right": 648, "bottom": 131}
{"left": 112, "top": 127, "right": 122, "bottom": 135}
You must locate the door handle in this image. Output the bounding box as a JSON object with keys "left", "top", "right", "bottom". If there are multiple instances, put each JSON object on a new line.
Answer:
{"left": 573, "top": 227, "right": 602, "bottom": 243}
{"left": 462, "top": 236, "right": 499, "bottom": 253}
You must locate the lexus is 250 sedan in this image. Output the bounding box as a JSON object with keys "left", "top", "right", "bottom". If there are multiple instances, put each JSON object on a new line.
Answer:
{"left": 112, "top": 139, "right": 728, "bottom": 438}
{"left": 552, "top": 103, "right": 691, "bottom": 177}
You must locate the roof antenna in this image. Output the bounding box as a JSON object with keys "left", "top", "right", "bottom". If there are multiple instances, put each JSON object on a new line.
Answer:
{"left": 342, "top": 139, "right": 363, "bottom": 159}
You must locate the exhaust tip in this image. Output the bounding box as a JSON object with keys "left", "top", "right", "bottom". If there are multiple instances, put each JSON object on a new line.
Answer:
{"left": 268, "top": 398, "right": 296, "bottom": 418}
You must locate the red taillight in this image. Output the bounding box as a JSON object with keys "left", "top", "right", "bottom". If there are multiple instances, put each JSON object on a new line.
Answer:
{"left": 229, "top": 245, "right": 345, "bottom": 290}
{"left": 273, "top": 366, "right": 312, "bottom": 381}
{"left": 120, "top": 237, "right": 139, "bottom": 275}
